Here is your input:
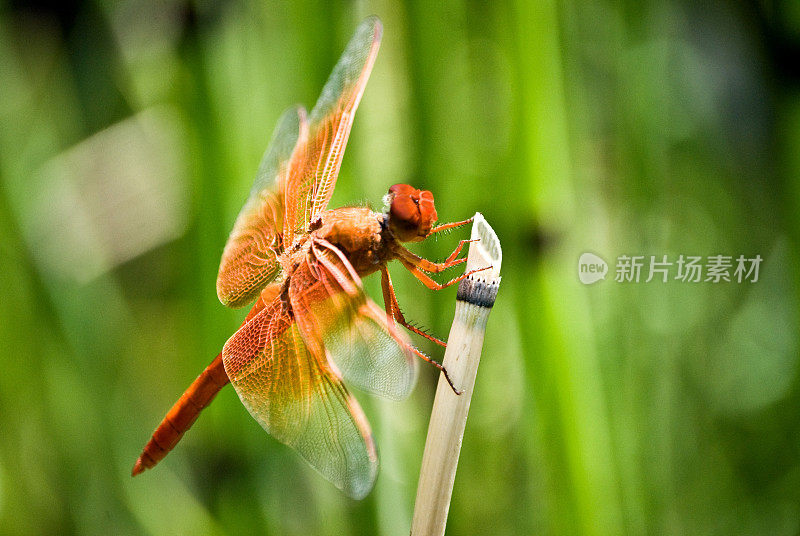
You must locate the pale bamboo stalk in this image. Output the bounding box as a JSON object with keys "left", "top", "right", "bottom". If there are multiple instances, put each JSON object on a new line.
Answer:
{"left": 411, "top": 213, "right": 502, "bottom": 536}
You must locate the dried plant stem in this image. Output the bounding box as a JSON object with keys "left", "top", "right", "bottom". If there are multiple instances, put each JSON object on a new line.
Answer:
{"left": 411, "top": 213, "right": 501, "bottom": 536}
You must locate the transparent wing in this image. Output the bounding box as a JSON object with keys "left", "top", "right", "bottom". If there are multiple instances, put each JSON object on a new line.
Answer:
{"left": 283, "top": 16, "right": 382, "bottom": 245}
{"left": 289, "top": 238, "right": 417, "bottom": 400}
{"left": 222, "top": 295, "right": 377, "bottom": 499}
{"left": 216, "top": 106, "right": 308, "bottom": 308}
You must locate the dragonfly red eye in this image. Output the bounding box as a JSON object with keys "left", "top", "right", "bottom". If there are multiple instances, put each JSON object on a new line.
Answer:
{"left": 387, "top": 184, "right": 438, "bottom": 242}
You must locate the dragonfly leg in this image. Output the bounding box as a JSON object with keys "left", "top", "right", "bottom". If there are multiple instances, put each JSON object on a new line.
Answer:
{"left": 380, "top": 266, "right": 445, "bottom": 347}
{"left": 410, "top": 344, "right": 462, "bottom": 395}
{"left": 443, "top": 237, "right": 479, "bottom": 263}
{"left": 380, "top": 266, "right": 459, "bottom": 394}
{"left": 429, "top": 217, "right": 473, "bottom": 235}
{"left": 399, "top": 258, "right": 491, "bottom": 290}
{"left": 394, "top": 239, "right": 479, "bottom": 273}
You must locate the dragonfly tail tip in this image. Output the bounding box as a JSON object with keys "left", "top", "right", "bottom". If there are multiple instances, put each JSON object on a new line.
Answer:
{"left": 131, "top": 458, "right": 146, "bottom": 477}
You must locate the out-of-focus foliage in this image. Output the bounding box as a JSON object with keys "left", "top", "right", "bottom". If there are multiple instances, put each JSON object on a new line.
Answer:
{"left": 1, "top": 0, "right": 799, "bottom": 534}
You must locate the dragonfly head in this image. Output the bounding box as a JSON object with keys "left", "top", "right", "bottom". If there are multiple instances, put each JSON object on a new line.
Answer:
{"left": 384, "top": 183, "right": 438, "bottom": 243}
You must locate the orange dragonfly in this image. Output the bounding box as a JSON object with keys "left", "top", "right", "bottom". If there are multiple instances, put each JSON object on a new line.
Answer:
{"left": 132, "top": 16, "right": 485, "bottom": 499}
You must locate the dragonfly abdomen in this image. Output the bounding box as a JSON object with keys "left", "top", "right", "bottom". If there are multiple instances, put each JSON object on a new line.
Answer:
{"left": 132, "top": 353, "right": 229, "bottom": 476}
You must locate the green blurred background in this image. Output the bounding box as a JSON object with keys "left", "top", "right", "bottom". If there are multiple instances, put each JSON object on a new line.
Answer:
{"left": 2, "top": 0, "right": 800, "bottom": 534}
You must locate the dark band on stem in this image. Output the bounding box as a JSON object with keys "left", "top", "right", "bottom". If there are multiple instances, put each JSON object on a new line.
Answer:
{"left": 456, "top": 276, "right": 499, "bottom": 308}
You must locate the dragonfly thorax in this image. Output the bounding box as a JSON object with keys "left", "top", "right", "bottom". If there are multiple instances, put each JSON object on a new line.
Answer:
{"left": 309, "top": 207, "right": 389, "bottom": 277}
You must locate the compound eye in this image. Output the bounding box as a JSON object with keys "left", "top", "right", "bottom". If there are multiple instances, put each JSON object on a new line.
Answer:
{"left": 388, "top": 183, "right": 416, "bottom": 199}
{"left": 390, "top": 192, "right": 420, "bottom": 227}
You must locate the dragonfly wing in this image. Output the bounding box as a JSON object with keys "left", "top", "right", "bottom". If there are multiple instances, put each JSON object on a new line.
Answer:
{"left": 283, "top": 16, "right": 382, "bottom": 245}
{"left": 217, "top": 106, "right": 309, "bottom": 308}
{"left": 289, "top": 238, "right": 417, "bottom": 401}
{"left": 222, "top": 296, "right": 377, "bottom": 499}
